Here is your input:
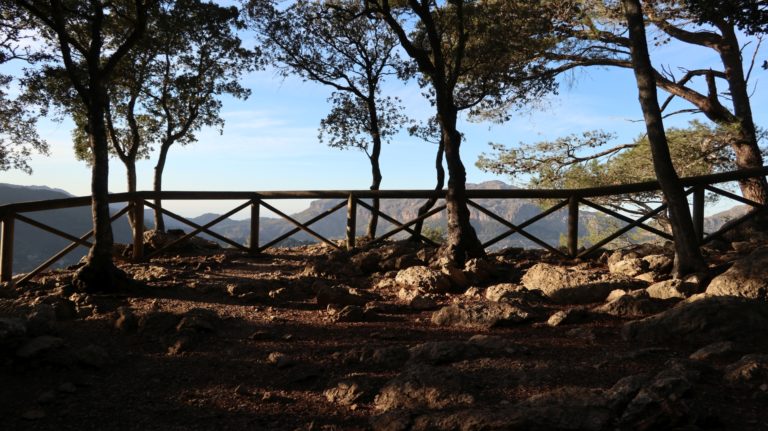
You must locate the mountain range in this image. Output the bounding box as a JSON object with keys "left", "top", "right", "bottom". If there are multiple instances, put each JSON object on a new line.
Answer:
{"left": 0, "top": 182, "right": 747, "bottom": 274}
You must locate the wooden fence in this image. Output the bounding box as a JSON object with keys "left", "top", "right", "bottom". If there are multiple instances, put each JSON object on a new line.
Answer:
{"left": 1, "top": 166, "right": 767, "bottom": 285}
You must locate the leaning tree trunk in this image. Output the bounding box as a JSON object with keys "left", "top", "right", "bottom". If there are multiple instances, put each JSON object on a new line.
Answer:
{"left": 73, "top": 91, "right": 123, "bottom": 292}
{"left": 717, "top": 24, "right": 768, "bottom": 206}
{"left": 411, "top": 136, "right": 445, "bottom": 241}
{"left": 623, "top": 0, "right": 705, "bottom": 277}
{"left": 366, "top": 99, "right": 383, "bottom": 240}
{"left": 153, "top": 141, "right": 171, "bottom": 232}
{"left": 435, "top": 101, "right": 485, "bottom": 267}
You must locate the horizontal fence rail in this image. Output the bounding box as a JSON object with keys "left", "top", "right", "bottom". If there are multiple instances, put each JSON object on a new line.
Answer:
{"left": 1, "top": 166, "right": 767, "bottom": 285}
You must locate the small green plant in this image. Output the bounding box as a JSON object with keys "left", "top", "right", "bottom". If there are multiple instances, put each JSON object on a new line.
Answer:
{"left": 422, "top": 226, "right": 446, "bottom": 244}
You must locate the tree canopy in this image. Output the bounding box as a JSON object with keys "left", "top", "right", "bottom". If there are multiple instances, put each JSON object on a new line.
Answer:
{"left": 0, "top": 2, "right": 48, "bottom": 174}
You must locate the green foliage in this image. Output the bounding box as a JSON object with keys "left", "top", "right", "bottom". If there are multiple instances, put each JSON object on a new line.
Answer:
{"left": 421, "top": 225, "right": 446, "bottom": 244}
{"left": 478, "top": 121, "right": 743, "bottom": 188}
{"left": 682, "top": 0, "right": 767, "bottom": 34}
{"left": 252, "top": 0, "right": 408, "bottom": 157}
{"left": 0, "top": 3, "right": 48, "bottom": 173}
{"left": 477, "top": 121, "right": 753, "bottom": 226}
{"left": 27, "top": 0, "right": 256, "bottom": 169}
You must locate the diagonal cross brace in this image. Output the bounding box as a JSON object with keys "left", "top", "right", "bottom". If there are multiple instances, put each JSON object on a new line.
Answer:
{"left": 467, "top": 199, "right": 567, "bottom": 256}
{"left": 259, "top": 200, "right": 348, "bottom": 251}
{"left": 142, "top": 200, "right": 249, "bottom": 252}
{"left": 143, "top": 200, "right": 252, "bottom": 259}
{"left": 355, "top": 198, "right": 439, "bottom": 247}
{"left": 259, "top": 200, "right": 341, "bottom": 250}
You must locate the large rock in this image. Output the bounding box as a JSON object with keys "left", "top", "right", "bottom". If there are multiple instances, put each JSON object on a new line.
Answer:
{"left": 324, "top": 377, "right": 371, "bottom": 405}
{"left": 623, "top": 296, "right": 768, "bottom": 344}
{"left": 642, "top": 254, "right": 674, "bottom": 274}
{"left": 485, "top": 283, "right": 528, "bottom": 303}
{"left": 724, "top": 354, "right": 768, "bottom": 387}
{"left": 522, "top": 263, "right": 645, "bottom": 304}
{"left": 431, "top": 302, "right": 533, "bottom": 329}
{"left": 706, "top": 247, "right": 768, "bottom": 300}
{"left": 395, "top": 266, "right": 451, "bottom": 293}
{"left": 407, "top": 336, "right": 520, "bottom": 366}
{"left": 374, "top": 365, "right": 475, "bottom": 411}
{"left": 646, "top": 279, "right": 699, "bottom": 300}
{"left": 594, "top": 293, "right": 663, "bottom": 319}
{"left": 608, "top": 258, "right": 648, "bottom": 277}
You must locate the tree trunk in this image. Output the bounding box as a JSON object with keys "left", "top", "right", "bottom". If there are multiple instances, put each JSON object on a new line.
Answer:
{"left": 73, "top": 89, "right": 124, "bottom": 292}
{"left": 622, "top": 0, "right": 705, "bottom": 277}
{"left": 717, "top": 25, "right": 768, "bottom": 205}
{"left": 153, "top": 142, "right": 171, "bottom": 232}
{"left": 411, "top": 135, "right": 445, "bottom": 241}
{"left": 435, "top": 101, "right": 485, "bottom": 266}
{"left": 366, "top": 98, "right": 383, "bottom": 240}
{"left": 126, "top": 161, "right": 138, "bottom": 231}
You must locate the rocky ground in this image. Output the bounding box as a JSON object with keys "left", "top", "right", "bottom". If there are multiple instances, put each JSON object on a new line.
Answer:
{"left": 2, "top": 232, "right": 768, "bottom": 430}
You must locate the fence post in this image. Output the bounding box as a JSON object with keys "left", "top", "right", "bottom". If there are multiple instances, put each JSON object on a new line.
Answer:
{"left": 692, "top": 186, "right": 705, "bottom": 243}
{"left": 250, "top": 199, "right": 260, "bottom": 254}
{"left": 1, "top": 215, "right": 14, "bottom": 283}
{"left": 346, "top": 193, "right": 356, "bottom": 250}
{"left": 568, "top": 196, "right": 579, "bottom": 258}
{"left": 132, "top": 200, "right": 144, "bottom": 261}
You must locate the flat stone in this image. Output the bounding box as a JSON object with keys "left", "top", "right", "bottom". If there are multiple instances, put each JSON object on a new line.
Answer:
{"left": 374, "top": 365, "right": 475, "bottom": 411}
{"left": 724, "top": 354, "right": 768, "bottom": 386}
{"left": 431, "top": 302, "right": 533, "bottom": 329}
{"left": 522, "top": 263, "right": 645, "bottom": 304}
{"left": 395, "top": 266, "right": 452, "bottom": 293}
{"left": 689, "top": 341, "right": 737, "bottom": 361}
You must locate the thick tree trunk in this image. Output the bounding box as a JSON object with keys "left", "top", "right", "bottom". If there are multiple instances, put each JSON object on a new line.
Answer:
{"left": 435, "top": 102, "right": 485, "bottom": 266}
{"left": 623, "top": 0, "right": 705, "bottom": 277}
{"left": 411, "top": 136, "right": 445, "bottom": 241}
{"left": 73, "top": 90, "right": 124, "bottom": 292}
{"left": 366, "top": 99, "right": 383, "bottom": 240}
{"left": 717, "top": 25, "right": 768, "bottom": 205}
{"left": 153, "top": 142, "right": 171, "bottom": 232}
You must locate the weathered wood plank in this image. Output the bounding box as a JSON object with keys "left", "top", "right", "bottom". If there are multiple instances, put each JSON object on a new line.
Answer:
{"left": 259, "top": 201, "right": 341, "bottom": 250}
{"left": 580, "top": 199, "right": 672, "bottom": 240}
{"left": 370, "top": 205, "right": 446, "bottom": 245}
{"left": 14, "top": 213, "right": 93, "bottom": 248}
{"left": 479, "top": 199, "right": 569, "bottom": 249}
{"left": 250, "top": 200, "right": 260, "bottom": 254}
{"left": 15, "top": 205, "right": 131, "bottom": 286}
{"left": 577, "top": 204, "right": 670, "bottom": 258}
{"left": 258, "top": 200, "right": 347, "bottom": 251}
{"left": 142, "top": 201, "right": 247, "bottom": 251}
{"left": 143, "top": 200, "right": 251, "bottom": 259}
{"left": 355, "top": 199, "right": 439, "bottom": 247}
{"left": 467, "top": 199, "right": 566, "bottom": 256}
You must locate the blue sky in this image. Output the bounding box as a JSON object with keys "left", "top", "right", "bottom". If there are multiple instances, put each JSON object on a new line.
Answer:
{"left": 2, "top": 26, "right": 766, "bottom": 218}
